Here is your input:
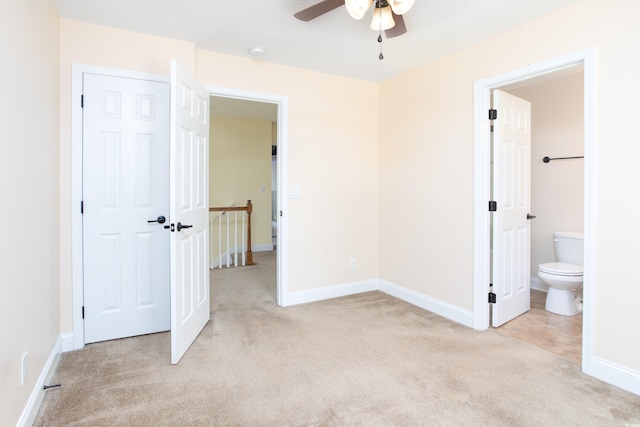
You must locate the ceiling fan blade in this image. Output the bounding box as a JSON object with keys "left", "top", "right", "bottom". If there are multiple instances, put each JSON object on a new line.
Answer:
{"left": 294, "top": 0, "right": 345, "bottom": 21}
{"left": 385, "top": 13, "right": 407, "bottom": 38}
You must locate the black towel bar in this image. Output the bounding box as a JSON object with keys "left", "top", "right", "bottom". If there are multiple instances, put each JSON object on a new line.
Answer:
{"left": 542, "top": 156, "right": 584, "bottom": 163}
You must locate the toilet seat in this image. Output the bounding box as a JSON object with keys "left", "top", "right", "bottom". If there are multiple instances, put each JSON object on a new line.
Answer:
{"left": 538, "top": 262, "right": 583, "bottom": 277}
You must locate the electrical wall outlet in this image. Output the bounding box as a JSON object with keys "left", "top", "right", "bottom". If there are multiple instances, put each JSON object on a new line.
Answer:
{"left": 349, "top": 257, "right": 357, "bottom": 271}
{"left": 21, "top": 352, "right": 27, "bottom": 386}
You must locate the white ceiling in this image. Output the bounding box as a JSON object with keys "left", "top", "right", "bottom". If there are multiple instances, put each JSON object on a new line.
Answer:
{"left": 54, "top": 0, "right": 580, "bottom": 83}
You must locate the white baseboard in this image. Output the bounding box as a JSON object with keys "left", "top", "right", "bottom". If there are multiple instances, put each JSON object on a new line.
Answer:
{"left": 530, "top": 277, "right": 549, "bottom": 292}
{"left": 379, "top": 280, "right": 474, "bottom": 328}
{"left": 283, "top": 279, "right": 379, "bottom": 306}
{"left": 589, "top": 357, "right": 640, "bottom": 396}
{"left": 283, "top": 278, "right": 473, "bottom": 328}
{"left": 61, "top": 332, "right": 74, "bottom": 353}
{"left": 16, "top": 335, "right": 63, "bottom": 427}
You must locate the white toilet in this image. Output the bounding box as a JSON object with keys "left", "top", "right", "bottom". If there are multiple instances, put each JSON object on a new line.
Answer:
{"left": 537, "top": 231, "right": 584, "bottom": 316}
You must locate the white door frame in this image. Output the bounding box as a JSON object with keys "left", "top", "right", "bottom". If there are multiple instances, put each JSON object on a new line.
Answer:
{"left": 471, "top": 48, "right": 596, "bottom": 375}
{"left": 71, "top": 65, "right": 290, "bottom": 351}
{"left": 206, "top": 86, "right": 289, "bottom": 307}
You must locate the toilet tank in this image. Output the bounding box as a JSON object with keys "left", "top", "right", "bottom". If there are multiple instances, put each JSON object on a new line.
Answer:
{"left": 553, "top": 231, "right": 584, "bottom": 265}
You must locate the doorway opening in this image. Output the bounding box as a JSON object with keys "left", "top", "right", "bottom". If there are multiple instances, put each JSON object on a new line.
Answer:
{"left": 207, "top": 86, "right": 288, "bottom": 307}
{"left": 493, "top": 67, "right": 584, "bottom": 364}
{"left": 209, "top": 95, "right": 280, "bottom": 302}
{"left": 472, "top": 48, "right": 596, "bottom": 375}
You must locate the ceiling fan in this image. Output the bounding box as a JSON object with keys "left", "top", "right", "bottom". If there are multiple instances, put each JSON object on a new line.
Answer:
{"left": 294, "top": 0, "right": 414, "bottom": 39}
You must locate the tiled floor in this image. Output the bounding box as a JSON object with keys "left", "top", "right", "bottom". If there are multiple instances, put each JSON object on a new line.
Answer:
{"left": 495, "top": 289, "right": 582, "bottom": 364}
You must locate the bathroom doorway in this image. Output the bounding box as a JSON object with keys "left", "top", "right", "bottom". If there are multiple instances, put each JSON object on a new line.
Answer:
{"left": 493, "top": 65, "right": 585, "bottom": 363}
{"left": 473, "top": 49, "right": 596, "bottom": 372}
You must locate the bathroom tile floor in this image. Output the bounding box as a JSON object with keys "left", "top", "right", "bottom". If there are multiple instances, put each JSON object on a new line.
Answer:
{"left": 495, "top": 289, "right": 582, "bottom": 364}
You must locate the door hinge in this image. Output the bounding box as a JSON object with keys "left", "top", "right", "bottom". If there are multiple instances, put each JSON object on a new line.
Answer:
{"left": 488, "top": 292, "right": 497, "bottom": 304}
{"left": 81, "top": 94, "right": 84, "bottom": 108}
{"left": 82, "top": 306, "right": 85, "bottom": 319}
{"left": 488, "top": 201, "right": 497, "bottom": 212}
{"left": 80, "top": 201, "right": 84, "bottom": 214}
{"left": 489, "top": 109, "right": 497, "bottom": 120}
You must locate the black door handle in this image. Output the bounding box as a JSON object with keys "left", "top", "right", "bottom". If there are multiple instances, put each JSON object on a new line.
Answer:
{"left": 148, "top": 215, "right": 166, "bottom": 224}
{"left": 527, "top": 213, "right": 536, "bottom": 220}
{"left": 177, "top": 222, "right": 193, "bottom": 232}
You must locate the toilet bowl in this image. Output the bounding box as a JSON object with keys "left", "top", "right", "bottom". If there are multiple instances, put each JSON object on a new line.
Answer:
{"left": 537, "top": 232, "right": 584, "bottom": 316}
{"left": 538, "top": 262, "right": 583, "bottom": 315}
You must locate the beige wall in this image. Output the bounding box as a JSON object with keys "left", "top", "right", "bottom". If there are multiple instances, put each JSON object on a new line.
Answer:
{"left": 508, "top": 72, "right": 584, "bottom": 279}
{"left": 379, "top": 0, "right": 640, "bottom": 371}
{"left": 0, "top": 0, "right": 60, "bottom": 424}
{"left": 210, "top": 115, "right": 273, "bottom": 248}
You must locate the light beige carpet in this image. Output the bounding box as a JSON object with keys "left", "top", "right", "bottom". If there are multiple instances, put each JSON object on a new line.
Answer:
{"left": 34, "top": 251, "right": 640, "bottom": 426}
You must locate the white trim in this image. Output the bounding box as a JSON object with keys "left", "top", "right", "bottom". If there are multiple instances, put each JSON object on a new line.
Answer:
{"left": 590, "top": 357, "right": 640, "bottom": 396}
{"left": 71, "top": 64, "right": 171, "bottom": 351}
{"left": 379, "top": 280, "right": 474, "bottom": 328}
{"left": 284, "top": 278, "right": 473, "bottom": 328}
{"left": 16, "top": 336, "right": 63, "bottom": 427}
{"left": 472, "top": 48, "right": 597, "bottom": 374}
{"left": 284, "top": 280, "right": 379, "bottom": 306}
{"left": 580, "top": 49, "right": 597, "bottom": 377}
{"left": 206, "top": 85, "right": 289, "bottom": 307}
{"left": 60, "top": 332, "right": 74, "bottom": 353}
{"left": 71, "top": 64, "right": 84, "bottom": 351}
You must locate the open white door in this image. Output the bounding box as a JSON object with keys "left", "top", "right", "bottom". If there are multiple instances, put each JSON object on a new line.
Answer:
{"left": 170, "top": 61, "right": 210, "bottom": 363}
{"left": 491, "top": 90, "right": 532, "bottom": 327}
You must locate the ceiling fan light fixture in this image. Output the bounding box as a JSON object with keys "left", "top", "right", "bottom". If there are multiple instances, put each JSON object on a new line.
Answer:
{"left": 345, "top": 0, "right": 373, "bottom": 20}
{"left": 370, "top": 5, "right": 395, "bottom": 31}
{"left": 388, "top": 0, "right": 414, "bottom": 15}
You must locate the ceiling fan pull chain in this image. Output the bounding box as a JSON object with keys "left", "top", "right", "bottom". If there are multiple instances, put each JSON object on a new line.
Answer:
{"left": 378, "top": 5, "right": 384, "bottom": 60}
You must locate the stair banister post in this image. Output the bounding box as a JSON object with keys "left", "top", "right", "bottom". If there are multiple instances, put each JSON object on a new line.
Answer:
{"left": 245, "top": 200, "right": 254, "bottom": 265}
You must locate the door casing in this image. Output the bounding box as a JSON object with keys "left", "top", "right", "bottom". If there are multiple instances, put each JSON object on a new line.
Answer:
{"left": 472, "top": 48, "right": 596, "bottom": 376}
{"left": 71, "top": 64, "right": 289, "bottom": 350}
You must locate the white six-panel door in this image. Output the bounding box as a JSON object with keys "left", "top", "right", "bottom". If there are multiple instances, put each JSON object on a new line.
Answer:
{"left": 170, "top": 61, "right": 211, "bottom": 364}
{"left": 492, "top": 90, "right": 532, "bottom": 327}
{"left": 83, "top": 74, "right": 171, "bottom": 343}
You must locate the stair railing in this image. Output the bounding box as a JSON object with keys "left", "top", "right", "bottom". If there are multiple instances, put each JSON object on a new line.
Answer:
{"left": 208, "top": 200, "right": 254, "bottom": 269}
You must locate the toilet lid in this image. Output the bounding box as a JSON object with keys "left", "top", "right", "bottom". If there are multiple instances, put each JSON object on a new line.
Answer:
{"left": 538, "top": 262, "right": 583, "bottom": 276}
